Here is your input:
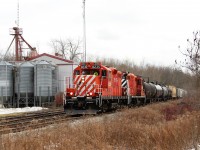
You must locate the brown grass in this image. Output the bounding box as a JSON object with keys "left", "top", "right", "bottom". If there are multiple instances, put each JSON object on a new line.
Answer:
{"left": 1, "top": 99, "right": 200, "bottom": 150}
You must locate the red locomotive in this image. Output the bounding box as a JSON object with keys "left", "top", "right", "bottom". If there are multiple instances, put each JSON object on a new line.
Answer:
{"left": 64, "top": 62, "right": 146, "bottom": 114}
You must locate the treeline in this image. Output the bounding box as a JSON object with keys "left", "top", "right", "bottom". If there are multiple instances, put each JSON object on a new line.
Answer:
{"left": 89, "top": 57, "right": 196, "bottom": 91}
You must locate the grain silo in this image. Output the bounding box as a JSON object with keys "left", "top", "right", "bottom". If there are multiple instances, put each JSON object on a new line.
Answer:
{"left": 52, "top": 65, "right": 58, "bottom": 97}
{"left": 34, "top": 60, "right": 53, "bottom": 106}
{"left": 0, "top": 61, "right": 13, "bottom": 108}
{"left": 15, "top": 61, "right": 34, "bottom": 107}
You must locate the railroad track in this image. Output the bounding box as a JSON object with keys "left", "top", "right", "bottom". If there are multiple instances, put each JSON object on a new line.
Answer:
{"left": 0, "top": 100, "right": 184, "bottom": 135}
{"left": 0, "top": 108, "right": 117, "bottom": 135}
{"left": 0, "top": 109, "right": 77, "bottom": 135}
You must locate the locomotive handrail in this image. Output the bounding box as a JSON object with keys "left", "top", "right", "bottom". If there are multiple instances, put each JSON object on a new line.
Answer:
{"left": 66, "top": 83, "right": 103, "bottom": 95}
{"left": 66, "top": 83, "right": 134, "bottom": 97}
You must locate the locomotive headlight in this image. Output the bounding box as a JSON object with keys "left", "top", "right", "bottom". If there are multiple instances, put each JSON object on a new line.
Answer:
{"left": 81, "top": 77, "right": 85, "bottom": 83}
{"left": 70, "top": 92, "right": 73, "bottom": 96}
{"left": 89, "top": 92, "right": 93, "bottom": 96}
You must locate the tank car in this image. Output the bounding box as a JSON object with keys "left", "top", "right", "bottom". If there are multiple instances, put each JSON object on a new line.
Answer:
{"left": 143, "top": 82, "right": 156, "bottom": 103}
{"left": 162, "top": 86, "right": 169, "bottom": 100}
{"left": 166, "top": 86, "right": 172, "bottom": 99}
{"left": 155, "top": 84, "right": 163, "bottom": 100}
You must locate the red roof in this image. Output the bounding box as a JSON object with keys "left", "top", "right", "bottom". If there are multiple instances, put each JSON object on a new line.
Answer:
{"left": 28, "top": 53, "right": 73, "bottom": 63}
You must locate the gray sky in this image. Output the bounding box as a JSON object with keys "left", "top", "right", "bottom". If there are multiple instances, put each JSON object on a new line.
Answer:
{"left": 0, "top": 0, "right": 200, "bottom": 66}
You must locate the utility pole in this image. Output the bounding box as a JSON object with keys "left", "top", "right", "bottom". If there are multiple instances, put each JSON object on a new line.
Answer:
{"left": 17, "top": 0, "right": 19, "bottom": 27}
{"left": 83, "top": 0, "right": 86, "bottom": 62}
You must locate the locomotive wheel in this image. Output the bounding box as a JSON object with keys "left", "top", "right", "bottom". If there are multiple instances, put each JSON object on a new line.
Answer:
{"left": 102, "top": 103, "right": 108, "bottom": 113}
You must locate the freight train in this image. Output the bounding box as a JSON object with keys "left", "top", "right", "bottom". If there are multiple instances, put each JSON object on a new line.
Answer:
{"left": 63, "top": 62, "right": 187, "bottom": 114}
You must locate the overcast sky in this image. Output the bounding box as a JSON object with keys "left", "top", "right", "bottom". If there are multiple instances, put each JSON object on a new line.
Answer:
{"left": 0, "top": 0, "right": 200, "bottom": 66}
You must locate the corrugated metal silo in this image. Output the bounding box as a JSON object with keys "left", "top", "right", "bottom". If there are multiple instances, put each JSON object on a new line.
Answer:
{"left": 0, "top": 61, "right": 13, "bottom": 108}
{"left": 15, "top": 61, "right": 34, "bottom": 107}
{"left": 34, "top": 60, "right": 53, "bottom": 106}
{"left": 52, "top": 65, "right": 58, "bottom": 97}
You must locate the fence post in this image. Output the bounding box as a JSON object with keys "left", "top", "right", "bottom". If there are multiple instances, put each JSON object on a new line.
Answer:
{"left": 48, "top": 86, "right": 50, "bottom": 106}
{"left": 17, "top": 83, "right": 19, "bottom": 108}
{"left": 0, "top": 135, "right": 3, "bottom": 150}
{"left": 39, "top": 86, "right": 41, "bottom": 106}
{"left": 1, "top": 87, "right": 3, "bottom": 108}
{"left": 26, "top": 83, "right": 28, "bottom": 107}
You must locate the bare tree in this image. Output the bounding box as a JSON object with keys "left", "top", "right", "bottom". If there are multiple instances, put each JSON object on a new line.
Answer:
{"left": 0, "top": 51, "right": 15, "bottom": 61}
{"left": 49, "top": 38, "right": 82, "bottom": 61}
{"left": 176, "top": 31, "right": 200, "bottom": 88}
{"left": 67, "top": 39, "right": 82, "bottom": 61}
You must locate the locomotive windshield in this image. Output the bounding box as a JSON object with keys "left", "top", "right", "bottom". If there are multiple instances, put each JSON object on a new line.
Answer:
{"left": 82, "top": 70, "right": 99, "bottom": 75}
{"left": 74, "top": 70, "right": 80, "bottom": 75}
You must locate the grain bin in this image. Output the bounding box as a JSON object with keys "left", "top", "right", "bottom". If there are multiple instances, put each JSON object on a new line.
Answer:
{"left": 15, "top": 61, "right": 34, "bottom": 107}
{"left": 0, "top": 61, "right": 13, "bottom": 107}
{"left": 52, "top": 65, "right": 58, "bottom": 97}
{"left": 34, "top": 60, "right": 53, "bottom": 106}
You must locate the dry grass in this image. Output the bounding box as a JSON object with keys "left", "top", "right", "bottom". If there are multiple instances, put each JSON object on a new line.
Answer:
{"left": 1, "top": 99, "right": 200, "bottom": 150}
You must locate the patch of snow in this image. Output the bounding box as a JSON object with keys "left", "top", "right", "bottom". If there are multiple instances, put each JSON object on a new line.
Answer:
{"left": 0, "top": 107, "right": 47, "bottom": 115}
